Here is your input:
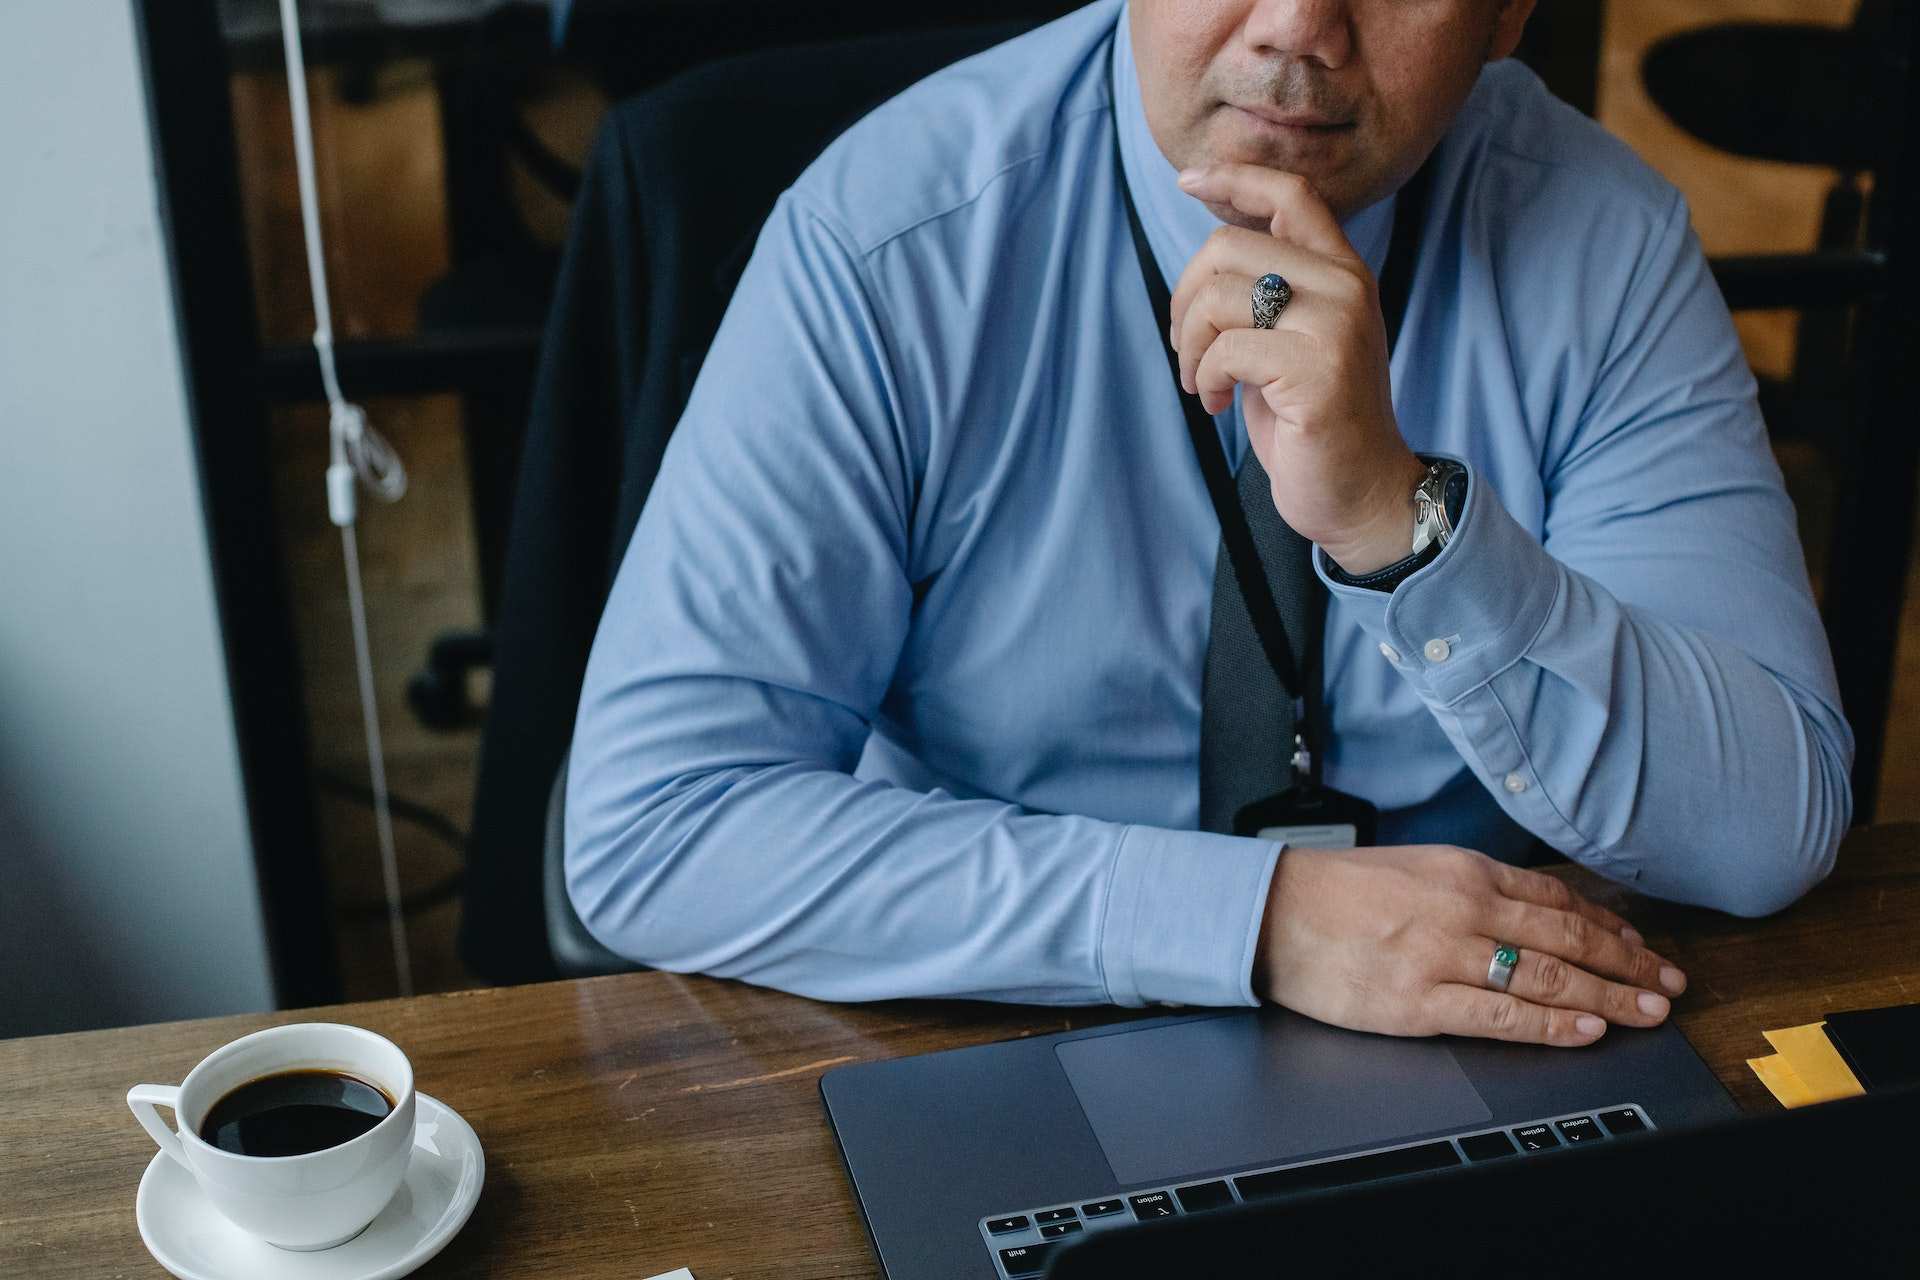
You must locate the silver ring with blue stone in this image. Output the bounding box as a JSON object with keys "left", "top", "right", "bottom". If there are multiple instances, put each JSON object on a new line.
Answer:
{"left": 1250, "top": 272, "right": 1292, "bottom": 329}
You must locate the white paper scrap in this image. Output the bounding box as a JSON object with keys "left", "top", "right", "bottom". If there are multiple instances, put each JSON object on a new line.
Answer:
{"left": 641, "top": 1271, "right": 695, "bottom": 1280}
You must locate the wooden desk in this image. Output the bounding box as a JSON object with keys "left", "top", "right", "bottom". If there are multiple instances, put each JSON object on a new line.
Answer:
{"left": 4, "top": 825, "right": 1915, "bottom": 1278}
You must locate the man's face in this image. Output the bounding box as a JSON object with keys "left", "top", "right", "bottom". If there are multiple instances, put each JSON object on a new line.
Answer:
{"left": 1131, "top": 0, "right": 1535, "bottom": 222}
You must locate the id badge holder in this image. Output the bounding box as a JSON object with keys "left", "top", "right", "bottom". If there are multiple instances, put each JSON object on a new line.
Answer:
{"left": 1233, "top": 783, "right": 1378, "bottom": 850}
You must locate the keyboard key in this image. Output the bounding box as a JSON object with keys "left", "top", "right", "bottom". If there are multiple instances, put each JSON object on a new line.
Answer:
{"left": 1235, "top": 1140, "right": 1461, "bottom": 1200}
{"left": 1555, "top": 1115, "right": 1603, "bottom": 1144}
{"left": 1175, "top": 1180, "right": 1233, "bottom": 1212}
{"left": 1041, "top": 1220, "right": 1084, "bottom": 1239}
{"left": 1459, "top": 1130, "right": 1519, "bottom": 1162}
{"left": 999, "top": 1243, "right": 1056, "bottom": 1276}
{"left": 1081, "top": 1199, "right": 1124, "bottom": 1217}
{"left": 986, "top": 1216, "right": 1028, "bottom": 1235}
{"left": 1598, "top": 1108, "right": 1646, "bottom": 1135}
{"left": 1129, "top": 1191, "right": 1179, "bottom": 1220}
{"left": 1034, "top": 1207, "right": 1076, "bottom": 1225}
{"left": 1512, "top": 1123, "right": 1559, "bottom": 1152}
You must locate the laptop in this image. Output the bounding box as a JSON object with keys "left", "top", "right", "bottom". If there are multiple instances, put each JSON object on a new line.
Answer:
{"left": 1045, "top": 1084, "right": 1920, "bottom": 1278}
{"left": 819, "top": 1006, "right": 1739, "bottom": 1280}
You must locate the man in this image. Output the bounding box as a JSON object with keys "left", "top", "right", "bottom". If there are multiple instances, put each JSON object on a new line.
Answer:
{"left": 566, "top": 0, "right": 1852, "bottom": 1047}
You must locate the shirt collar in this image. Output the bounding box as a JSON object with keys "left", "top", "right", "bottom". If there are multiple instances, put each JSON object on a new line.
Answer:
{"left": 1110, "top": 3, "right": 1396, "bottom": 296}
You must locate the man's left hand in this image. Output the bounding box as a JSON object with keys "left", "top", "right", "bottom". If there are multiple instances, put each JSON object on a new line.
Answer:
{"left": 1170, "top": 163, "right": 1425, "bottom": 576}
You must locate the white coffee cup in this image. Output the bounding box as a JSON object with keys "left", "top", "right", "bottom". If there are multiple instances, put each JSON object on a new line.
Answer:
{"left": 127, "top": 1022, "right": 417, "bottom": 1251}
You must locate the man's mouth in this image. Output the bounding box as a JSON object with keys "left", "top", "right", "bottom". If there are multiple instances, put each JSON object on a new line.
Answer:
{"left": 1232, "top": 104, "right": 1357, "bottom": 133}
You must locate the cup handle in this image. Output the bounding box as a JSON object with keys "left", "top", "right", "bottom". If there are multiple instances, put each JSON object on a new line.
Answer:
{"left": 127, "top": 1084, "right": 190, "bottom": 1170}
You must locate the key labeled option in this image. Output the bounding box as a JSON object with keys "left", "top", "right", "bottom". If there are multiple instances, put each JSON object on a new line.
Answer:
{"left": 1128, "top": 1191, "right": 1178, "bottom": 1220}
{"left": 1512, "top": 1124, "right": 1558, "bottom": 1151}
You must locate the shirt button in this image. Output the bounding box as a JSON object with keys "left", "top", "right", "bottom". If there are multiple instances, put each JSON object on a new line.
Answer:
{"left": 1423, "top": 637, "right": 1451, "bottom": 663}
{"left": 1378, "top": 642, "right": 1401, "bottom": 664}
{"left": 1504, "top": 772, "right": 1529, "bottom": 794}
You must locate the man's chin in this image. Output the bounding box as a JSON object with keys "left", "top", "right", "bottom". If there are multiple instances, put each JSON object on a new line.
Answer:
{"left": 1201, "top": 200, "right": 1282, "bottom": 234}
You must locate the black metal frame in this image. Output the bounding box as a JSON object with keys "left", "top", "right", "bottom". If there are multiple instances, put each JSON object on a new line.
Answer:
{"left": 133, "top": 0, "right": 341, "bottom": 1008}
{"left": 1820, "top": 4, "right": 1919, "bottom": 820}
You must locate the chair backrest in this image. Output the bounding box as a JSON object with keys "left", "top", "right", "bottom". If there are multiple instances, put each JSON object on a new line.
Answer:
{"left": 466, "top": 20, "right": 1039, "bottom": 982}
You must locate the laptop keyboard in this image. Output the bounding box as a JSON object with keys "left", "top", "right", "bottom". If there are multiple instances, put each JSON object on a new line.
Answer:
{"left": 981, "top": 1103, "right": 1652, "bottom": 1277}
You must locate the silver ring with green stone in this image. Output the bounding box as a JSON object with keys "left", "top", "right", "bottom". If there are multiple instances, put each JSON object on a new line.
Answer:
{"left": 1487, "top": 942, "right": 1520, "bottom": 992}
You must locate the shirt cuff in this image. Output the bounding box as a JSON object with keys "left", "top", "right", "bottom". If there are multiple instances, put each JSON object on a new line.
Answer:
{"left": 1315, "top": 460, "right": 1561, "bottom": 705}
{"left": 1099, "top": 824, "right": 1281, "bottom": 1009}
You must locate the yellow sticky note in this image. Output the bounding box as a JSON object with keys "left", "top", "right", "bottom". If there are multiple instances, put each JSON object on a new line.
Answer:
{"left": 1748, "top": 1053, "right": 1818, "bottom": 1108}
{"left": 1762, "top": 1022, "right": 1866, "bottom": 1104}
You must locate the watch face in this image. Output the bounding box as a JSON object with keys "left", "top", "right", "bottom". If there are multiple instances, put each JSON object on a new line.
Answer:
{"left": 1443, "top": 467, "right": 1469, "bottom": 525}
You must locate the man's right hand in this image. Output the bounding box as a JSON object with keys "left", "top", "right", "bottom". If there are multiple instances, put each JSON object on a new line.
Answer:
{"left": 1252, "top": 845, "right": 1688, "bottom": 1047}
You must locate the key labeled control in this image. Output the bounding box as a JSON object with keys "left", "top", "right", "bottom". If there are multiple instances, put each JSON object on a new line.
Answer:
{"left": 1554, "top": 1116, "right": 1603, "bottom": 1144}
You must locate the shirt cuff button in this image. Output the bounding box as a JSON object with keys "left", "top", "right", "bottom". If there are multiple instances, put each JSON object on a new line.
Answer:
{"left": 1423, "top": 637, "right": 1451, "bottom": 663}
{"left": 1504, "top": 772, "right": 1529, "bottom": 794}
{"left": 1378, "top": 642, "right": 1401, "bottom": 664}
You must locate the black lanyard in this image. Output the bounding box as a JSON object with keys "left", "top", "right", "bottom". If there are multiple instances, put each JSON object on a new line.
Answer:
{"left": 1114, "top": 119, "right": 1432, "bottom": 782}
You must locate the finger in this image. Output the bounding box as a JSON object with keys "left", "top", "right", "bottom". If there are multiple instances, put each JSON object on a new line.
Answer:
{"left": 1177, "top": 271, "right": 1249, "bottom": 397}
{"left": 1489, "top": 863, "right": 1636, "bottom": 939}
{"left": 1190, "top": 325, "right": 1323, "bottom": 417}
{"left": 1460, "top": 937, "right": 1668, "bottom": 1029}
{"left": 1487, "top": 897, "right": 1687, "bottom": 998}
{"left": 1175, "top": 272, "right": 1336, "bottom": 396}
{"left": 1168, "top": 226, "right": 1351, "bottom": 357}
{"left": 1427, "top": 984, "right": 1608, "bottom": 1048}
{"left": 1178, "top": 163, "right": 1356, "bottom": 261}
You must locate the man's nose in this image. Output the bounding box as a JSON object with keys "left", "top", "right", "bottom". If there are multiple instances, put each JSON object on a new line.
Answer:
{"left": 1241, "top": 0, "right": 1355, "bottom": 70}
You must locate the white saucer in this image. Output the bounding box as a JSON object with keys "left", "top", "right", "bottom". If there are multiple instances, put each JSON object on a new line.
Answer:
{"left": 136, "top": 1093, "right": 485, "bottom": 1280}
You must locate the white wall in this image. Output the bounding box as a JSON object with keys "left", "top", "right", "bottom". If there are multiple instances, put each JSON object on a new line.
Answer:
{"left": 0, "top": 0, "right": 278, "bottom": 1036}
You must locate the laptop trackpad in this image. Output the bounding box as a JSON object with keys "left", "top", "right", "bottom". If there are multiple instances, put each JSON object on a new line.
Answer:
{"left": 1056, "top": 1013, "right": 1492, "bottom": 1185}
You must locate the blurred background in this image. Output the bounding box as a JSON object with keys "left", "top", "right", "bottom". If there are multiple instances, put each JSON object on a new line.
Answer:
{"left": 2, "top": 0, "right": 1911, "bottom": 1036}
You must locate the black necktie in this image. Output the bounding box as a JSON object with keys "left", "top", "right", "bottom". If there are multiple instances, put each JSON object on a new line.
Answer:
{"left": 1197, "top": 451, "right": 1318, "bottom": 834}
{"left": 1112, "top": 116, "right": 1432, "bottom": 837}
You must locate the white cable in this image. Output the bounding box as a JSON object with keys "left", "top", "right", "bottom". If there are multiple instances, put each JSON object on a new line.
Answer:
{"left": 279, "top": 0, "right": 415, "bottom": 997}
{"left": 341, "top": 522, "right": 415, "bottom": 997}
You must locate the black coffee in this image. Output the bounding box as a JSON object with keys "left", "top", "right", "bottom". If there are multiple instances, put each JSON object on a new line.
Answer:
{"left": 198, "top": 1069, "right": 394, "bottom": 1157}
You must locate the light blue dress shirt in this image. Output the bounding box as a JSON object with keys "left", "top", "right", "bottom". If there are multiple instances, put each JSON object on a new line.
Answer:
{"left": 567, "top": 1, "right": 1852, "bottom": 1009}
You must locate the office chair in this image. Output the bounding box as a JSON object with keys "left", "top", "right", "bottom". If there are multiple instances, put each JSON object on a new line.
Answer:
{"left": 464, "top": 20, "right": 1041, "bottom": 981}
{"left": 407, "top": 1, "right": 1085, "bottom": 732}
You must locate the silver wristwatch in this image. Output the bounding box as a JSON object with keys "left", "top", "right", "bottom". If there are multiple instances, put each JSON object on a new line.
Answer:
{"left": 1410, "top": 460, "right": 1462, "bottom": 557}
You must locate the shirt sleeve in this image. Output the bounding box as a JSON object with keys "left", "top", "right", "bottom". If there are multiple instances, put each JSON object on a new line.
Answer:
{"left": 1317, "top": 190, "right": 1853, "bottom": 917}
{"left": 566, "top": 190, "right": 1280, "bottom": 1007}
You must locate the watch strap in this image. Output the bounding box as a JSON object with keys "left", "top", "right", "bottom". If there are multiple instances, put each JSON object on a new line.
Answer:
{"left": 1323, "top": 460, "right": 1468, "bottom": 593}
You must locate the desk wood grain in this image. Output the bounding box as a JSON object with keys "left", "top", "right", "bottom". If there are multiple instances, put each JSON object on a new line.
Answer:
{"left": 3, "top": 825, "right": 1915, "bottom": 1278}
